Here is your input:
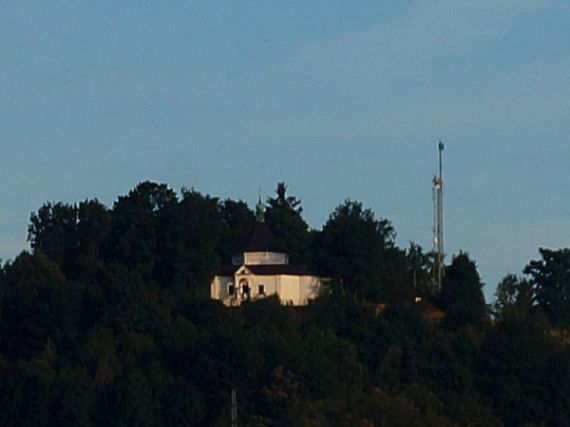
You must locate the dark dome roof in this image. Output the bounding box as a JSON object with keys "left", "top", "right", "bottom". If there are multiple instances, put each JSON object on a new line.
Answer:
{"left": 243, "top": 222, "right": 284, "bottom": 253}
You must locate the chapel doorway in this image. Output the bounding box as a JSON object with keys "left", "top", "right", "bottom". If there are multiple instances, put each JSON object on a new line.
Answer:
{"left": 239, "top": 279, "right": 250, "bottom": 300}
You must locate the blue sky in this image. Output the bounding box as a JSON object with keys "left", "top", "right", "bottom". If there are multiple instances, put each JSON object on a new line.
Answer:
{"left": 1, "top": 1, "right": 569, "bottom": 300}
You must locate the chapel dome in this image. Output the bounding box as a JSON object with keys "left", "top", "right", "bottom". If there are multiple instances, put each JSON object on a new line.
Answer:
{"left": 243, "top": 222, "right": 284, "bottom": 253}
{"left": 232, "top": 221, "right": 288, "bottom": 266}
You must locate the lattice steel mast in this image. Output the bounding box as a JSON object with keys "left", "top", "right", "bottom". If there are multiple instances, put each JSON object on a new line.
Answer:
{"left": 432, "top": 141, "right": 445, "bottom": 293}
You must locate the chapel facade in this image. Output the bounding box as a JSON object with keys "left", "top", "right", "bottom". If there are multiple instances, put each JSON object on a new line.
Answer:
{"left": 210, "top": 199, "right": 325, "bottom": 306}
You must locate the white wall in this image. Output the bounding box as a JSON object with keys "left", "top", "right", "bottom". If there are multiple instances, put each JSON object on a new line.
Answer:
{"left": 300, "top": 276, "right": 322, "bottom": 304}
{"left": 211, "top": 275, "right": 234, "bottom": 299}
{"left": 244, "top": 252, "right": 289, "bottom": 265}
{"left": 278, "top": 275, "right": 300, "bottom": 305}
{"left": 249, "top": 275, "right": 278, "bottom": 298}
{"left": 210, "top": 273, "right": 324, "bottom": 306}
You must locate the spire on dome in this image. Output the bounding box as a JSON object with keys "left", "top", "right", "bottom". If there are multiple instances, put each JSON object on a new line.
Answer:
{"left": 255, "top": 191, "right": 266, "bottom": 223}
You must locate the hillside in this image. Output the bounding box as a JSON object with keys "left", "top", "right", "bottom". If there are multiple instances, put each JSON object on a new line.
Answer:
{"left": 0, "top": 182, "right": 568, "bottom": 426}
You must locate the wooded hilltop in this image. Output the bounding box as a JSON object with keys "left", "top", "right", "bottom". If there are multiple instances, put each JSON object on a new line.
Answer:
{"left": 0, "top": 181, "right": 568, "bottom": 426}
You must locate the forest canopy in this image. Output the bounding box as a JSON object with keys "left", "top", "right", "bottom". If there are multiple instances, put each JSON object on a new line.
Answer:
{"left": 0, "top": 181, "right": 568, "bottom": 426}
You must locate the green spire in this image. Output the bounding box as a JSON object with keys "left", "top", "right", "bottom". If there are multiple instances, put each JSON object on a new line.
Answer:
{"left": 256, "top": 191, "right": 266, "bottom": 223}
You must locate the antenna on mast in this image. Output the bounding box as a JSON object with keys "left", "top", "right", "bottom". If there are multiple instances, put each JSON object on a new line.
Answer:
{"left": 432, "top": 141, "right": 445, "bottom": 293}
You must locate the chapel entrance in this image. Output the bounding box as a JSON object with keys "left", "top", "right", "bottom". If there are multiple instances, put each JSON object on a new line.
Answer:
{"left": 239, "top": 279, "right": 250, "bottom": 300}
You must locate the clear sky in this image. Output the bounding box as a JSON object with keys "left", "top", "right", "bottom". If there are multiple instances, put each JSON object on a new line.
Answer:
{"left": 1, "top": 1, "right": 569, "bottom": 300}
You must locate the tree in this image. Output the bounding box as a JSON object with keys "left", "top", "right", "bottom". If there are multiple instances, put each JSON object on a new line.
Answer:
{"left": 524, "top": 247, "right": 570, "bottom": 327}
{"left": 307, "top": 287, "right": 381, "bottom": 370}
{"left": 266, "top": 183, "right": 310, "bottom": 264}
{"left": 52, "top": 367, "right": 96, "bottom": 427}
{"left": 106, "top": 181, "right": 178, "bottom": 282}
{"left": 0, "top": 352, "right": 57, "bottom": 427}
{"left": 0, "top": 252, "right": 82, "bottom": 360}
{"left": 492, "top": 274, "right": 532, "bottom": 321}
{"left": 440, "top": 252, "right": 488, "bottom": 329}
{"left": 27, "top": 199, "right": 111, "bottom": 280}
{"left": 175, "top": 188, "right": 224, "bottom": 297}
{"left": 406, "top": 243, "right": 433, "bottom": 297}
{"left": 28, "top": 202, "right": 79, "bottom": 277}
{"left": 298, "top": 327, "right": 364, "bottom": 400}
{"left": 111, "top": 369, "right": 160, "bottom": 427}
{"left": 314, "top": 200, "right": 409, "bottom": 302}
{"left": 478, "top": 307, "right": 558, "bottom": 426}
{"left": 218, "top": 199, "right": 255, "bottom": 263}
{"left": 76, "top": 199, "right": 111, "bottom": 266}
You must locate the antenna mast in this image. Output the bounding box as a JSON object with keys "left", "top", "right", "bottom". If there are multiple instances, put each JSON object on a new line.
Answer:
{"left": 432, "top": 141, "right": 445, "bottom": 293}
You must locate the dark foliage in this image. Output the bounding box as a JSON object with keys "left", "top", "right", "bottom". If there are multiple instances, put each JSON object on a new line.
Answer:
{"left": 265, "top": 182, "right": 310, "bottom": 265}
{"left": 0, "top": 181, "right": 567, "bottom": 426}
{"left": 524, "top": 247, "right": 570, "bottom": 327}
{"left": 439, "top": 252, "right": 488, "bottom": 330}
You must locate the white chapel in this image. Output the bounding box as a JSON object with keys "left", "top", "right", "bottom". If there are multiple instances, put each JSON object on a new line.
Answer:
{"left": 210, "top": 199, "right": 325, "bottom": 306}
